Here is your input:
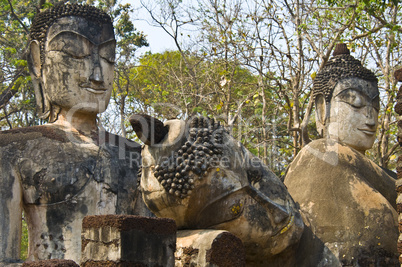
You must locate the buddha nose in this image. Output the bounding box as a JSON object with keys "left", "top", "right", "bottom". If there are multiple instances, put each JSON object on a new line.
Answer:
{"left": 365, "top": 105, "right": 377, "bottom": 127}
{"left": 90, "top": 50, "right": 104, "bottom": 83}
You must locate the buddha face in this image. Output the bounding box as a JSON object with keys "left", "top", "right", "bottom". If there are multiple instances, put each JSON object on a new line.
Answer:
{"left": 326, "top": 77, "right": 379, "bottom": 152}
{"left": 33, "top": 16, "right": 116, "bottom": 114}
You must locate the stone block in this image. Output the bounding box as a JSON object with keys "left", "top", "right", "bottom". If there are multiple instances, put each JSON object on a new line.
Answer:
{"left": 81, "top": 215, "right": 176, "bottom": 267}
{"left": 175, "top": 229, "right": 245, "bottom": 267}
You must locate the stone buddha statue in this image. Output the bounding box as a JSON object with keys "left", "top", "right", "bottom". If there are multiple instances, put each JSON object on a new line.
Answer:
{"left": 130, "top": 114, "right": 304, "bottom": 266}
{"left": 0, "top": 4, "right": 147, "bottom": 264}
{"left": 284, "top": 44, "right": 399, "bottom": 266}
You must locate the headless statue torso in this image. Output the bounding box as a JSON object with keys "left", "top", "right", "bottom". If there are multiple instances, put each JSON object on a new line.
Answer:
{"left": 0, "top": 124, "right": 144, "bottom": 263}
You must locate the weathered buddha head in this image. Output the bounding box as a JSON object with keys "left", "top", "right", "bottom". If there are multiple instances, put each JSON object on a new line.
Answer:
{"left": 313, "top": 44, "right": 379, "bottom": 153}
{"left": 27, "top": 3, "right": 116, "bottom": 122}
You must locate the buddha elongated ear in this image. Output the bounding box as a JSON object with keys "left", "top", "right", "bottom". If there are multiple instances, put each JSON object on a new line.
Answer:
{"left": 27, "top": 40, "right": 52, "bottom": 120}
{"left": 28, "top": 40, "right": 41, "bottom": 78}
{"left": 315, "top": 94, "right": 328, "bottom": 137}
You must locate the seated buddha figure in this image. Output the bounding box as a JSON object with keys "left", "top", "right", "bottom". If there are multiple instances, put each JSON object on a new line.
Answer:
{"left": 284, "top": 44, "right": 399, "bottom": 266}
{"left": 0, "top": 4, "right": 148, "bottom": 264}
{"left": 130, "top": 114, "right": 304, "bottom": 266}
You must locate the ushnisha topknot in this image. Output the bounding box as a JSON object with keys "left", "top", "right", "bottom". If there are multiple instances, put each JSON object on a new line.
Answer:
{"left": 29, "top": 3, "right": 112, "bottom": 65}
{"left": 312, "top": 43, "right": 378, "bottom": 102}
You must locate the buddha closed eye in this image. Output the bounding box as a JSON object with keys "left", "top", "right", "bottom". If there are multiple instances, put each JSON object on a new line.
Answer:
{"left": 47, "top": 32, "right": 116, "bottom": 64}
{"left": 335, "top": 88, "right": 380, "bottom": 111}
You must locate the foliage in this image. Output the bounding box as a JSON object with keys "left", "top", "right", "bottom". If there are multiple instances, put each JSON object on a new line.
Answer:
{"left": 1, "top": 0, "right": 402, "bottom": 173}
{"left": 0, "top": 0, "right": 37, "bottom": 129}
{"left": 135, "top": 0, "right": 402, "bottom": 171}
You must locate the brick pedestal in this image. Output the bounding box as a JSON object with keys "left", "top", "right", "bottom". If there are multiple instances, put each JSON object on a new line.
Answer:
{"left": 175, "top": 229, "right": 245, "bottom": 267}
{"left": 81, "top": 215, "right": 176, "bottom": 267}
{"left": 22, "top": 259, "right": 78, "bottom": 266}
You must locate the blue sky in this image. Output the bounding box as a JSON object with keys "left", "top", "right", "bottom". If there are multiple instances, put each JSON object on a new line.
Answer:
{"left": 127, "top": 1, "right": 177, "bottom": 53}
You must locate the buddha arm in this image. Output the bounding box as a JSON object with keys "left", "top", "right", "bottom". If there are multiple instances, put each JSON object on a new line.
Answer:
{"left": 0, "top": 152, "right": 23, "bottom": 263}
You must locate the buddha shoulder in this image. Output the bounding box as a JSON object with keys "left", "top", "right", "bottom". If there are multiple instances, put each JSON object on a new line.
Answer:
{"left": 288, "top": 138, "right": 382, "bottom": 172}
{"left": 0, "top": 125, "right": 70, "bottom": 149}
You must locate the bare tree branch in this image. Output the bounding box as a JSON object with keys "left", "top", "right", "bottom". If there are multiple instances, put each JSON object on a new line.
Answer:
{"left": 7, "top": 0, "right": 29, "bottom": 34}
{"left": 228, "top": 94, "right": 254, "bottom": 127}
{"left": 382, "top": 143, "right": 400, "bottom": 165}
{"left": 0, "top": 70, "right": 24, "bottom": 110}
{"left": 350, "top": 24, "right": 385, "bottom": 41}
{"left": 300, "top": 91, "right": 314, "bottom": 146}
